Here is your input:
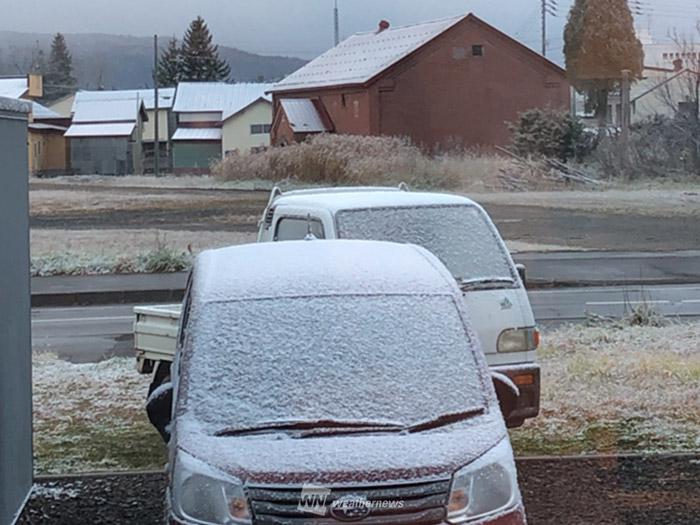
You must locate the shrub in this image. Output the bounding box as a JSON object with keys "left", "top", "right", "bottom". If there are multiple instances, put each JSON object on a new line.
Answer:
{"left": 594, "top": 115, "right": 697, "bottom": 180}
{"left": 509, "top": 107, "right": 592, "bottom": 161}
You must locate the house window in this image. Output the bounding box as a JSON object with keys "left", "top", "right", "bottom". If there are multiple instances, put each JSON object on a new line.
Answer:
{"left": 472, "top": 45, "right": 484, "bottom": 57}
{"left": 250, "top": 124, "right": 272, "bottom": 135}
{"left": 341, "top": 94, "right": 347, "bottom": 107}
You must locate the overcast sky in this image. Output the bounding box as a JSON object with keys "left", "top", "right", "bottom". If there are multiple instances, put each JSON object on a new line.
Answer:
{"left": 2, "top": 0, "right": 699, "bottom": 59}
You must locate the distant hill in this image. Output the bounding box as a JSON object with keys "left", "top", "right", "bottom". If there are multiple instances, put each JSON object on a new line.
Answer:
{"left": 0, "top": 31, "right": 307, "bottom": 89}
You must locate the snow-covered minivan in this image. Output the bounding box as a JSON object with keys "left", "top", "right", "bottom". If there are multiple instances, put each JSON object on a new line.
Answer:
{"left": 258, "top": 186, "right": 540, "bottom": 427}
{"left": 155, "top": 240, "right": 527, "bottom": 525}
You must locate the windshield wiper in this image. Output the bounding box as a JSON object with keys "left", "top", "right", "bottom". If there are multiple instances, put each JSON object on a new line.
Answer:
{"left": 214, "top": 418, "right": 404, "bottom": 437}
{"left": 458, "top": 277, "right": 515, "bottom": 292}
{"left": 405, "top": 407, "right": 486, "bottom": 433}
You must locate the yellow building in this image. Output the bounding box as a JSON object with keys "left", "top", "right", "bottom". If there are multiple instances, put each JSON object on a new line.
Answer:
{"left": 28, "top": 103, "right": 70, "bottom": 176}
{"left": 222, "top": 98, "right": 272, "bottom": 155}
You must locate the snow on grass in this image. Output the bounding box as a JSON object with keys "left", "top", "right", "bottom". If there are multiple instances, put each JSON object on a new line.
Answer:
{"left": 511, "top": 321, "right": 700, "bottom": 456}
{"left": 33, "top": 322, "right": 700, "bottom": 474}
{"left": 32, "top": 354, "right": 166, "bottom": 474}
{"left": 473, "top": 187, "right": 700, "bottom": 218}
{"left": 30, "top": 246, "right": 192, "bottom": 277}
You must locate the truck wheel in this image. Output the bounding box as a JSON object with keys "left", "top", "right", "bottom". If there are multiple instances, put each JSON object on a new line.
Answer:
{"left": 148, "top": 361, "right": 172, "bottom": 397}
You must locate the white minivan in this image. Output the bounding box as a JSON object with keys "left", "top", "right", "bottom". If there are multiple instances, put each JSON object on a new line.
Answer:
{"left": 257, "top": 186, "right": 541, "bottom": 427}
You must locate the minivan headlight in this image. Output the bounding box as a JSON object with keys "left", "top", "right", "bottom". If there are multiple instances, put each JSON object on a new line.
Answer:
{"left": 446, "top": 439, "right": 520, "bottom": 523}
{"left": 497, "top": 327, "right": 539, "bottom": 353}
{"left": 171, "top": 450, "right": 251, "bottom": 525}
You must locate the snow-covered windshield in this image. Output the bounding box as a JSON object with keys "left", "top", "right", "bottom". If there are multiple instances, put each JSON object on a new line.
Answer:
{"left": 335, "top": 205, "right": 515, "bottom": 283}
{"left": 183, "top": 295, "right": 486, "bottom": 432}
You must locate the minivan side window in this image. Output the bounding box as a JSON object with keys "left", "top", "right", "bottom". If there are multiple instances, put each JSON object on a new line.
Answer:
{"left": 274, "top": 217, "right": 325, "bottom": 241}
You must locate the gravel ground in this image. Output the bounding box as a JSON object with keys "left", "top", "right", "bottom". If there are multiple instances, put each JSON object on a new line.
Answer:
{"left": 18, "top": 455, "right": 700, "bottom": 524}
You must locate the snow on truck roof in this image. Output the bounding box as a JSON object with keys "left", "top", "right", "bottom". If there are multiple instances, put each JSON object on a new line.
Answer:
{"left": 191, "top": 240, "right": 458, "bottom": 304}
{"left": 273, "top": 188, "right": 480, "bottom": 213}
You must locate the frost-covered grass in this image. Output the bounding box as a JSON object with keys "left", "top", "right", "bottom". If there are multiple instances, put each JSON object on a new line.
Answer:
{"left": 33, "top": 322, "right": 700, "bottom": 474}
{"left": 33, "top": 354, "right": 166, "bottom": 474}
{"left": 212, "top": 135, "right": 514, "bottom": 191}
{"left": 31, "top": 246, "right": 192, "bottom": 277}
{"left": 511, "top": 321, "right": 700, "bottom": 456}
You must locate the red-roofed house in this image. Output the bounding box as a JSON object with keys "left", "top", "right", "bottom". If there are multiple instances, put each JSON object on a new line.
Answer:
{"left": 269, "top": 13, "right": 570, "bottom": 149}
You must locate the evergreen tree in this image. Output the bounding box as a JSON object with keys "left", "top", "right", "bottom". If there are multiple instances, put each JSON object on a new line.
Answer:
{"left": 180, "top": 16, "right": 231, "bottom": 81}
{"left": 45, "top": 33, "right": 76, "bottom": 101}
{"left": 157, "top": 37, "right": 182, "bottom": 87}
{"left": 564, "top": 0, "right": 644, "bottom": 125}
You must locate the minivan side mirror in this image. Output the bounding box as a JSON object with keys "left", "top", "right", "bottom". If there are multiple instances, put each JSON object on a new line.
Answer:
{"left": 147, "top": 382, "right": 173, "bottom": 443}
{"left": 515, "top": 263, "right": 527, "bottom": 287}
{"left": 492, "top": 372, "right": 519, "bottom": 422}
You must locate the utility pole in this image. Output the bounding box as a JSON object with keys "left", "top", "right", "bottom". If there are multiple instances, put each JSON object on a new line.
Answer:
{"left": 541, "top": 0, "right": 558, "bottom": 57}
{"left": 153, "top": 34, "right": 160, "bottom": 177}
{"left": 620, "top": 69, "right": 632, "bottom": 164}
{"left": 541, "top": 0, "right": 546, "bottom": 56}
{"left": 334, "top": 0, "right": 340, "bottom": 46}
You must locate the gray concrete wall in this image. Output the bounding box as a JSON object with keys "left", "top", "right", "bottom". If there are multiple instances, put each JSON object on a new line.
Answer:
{"left": 0, "top": 97, "right": 33, "bottom": 525}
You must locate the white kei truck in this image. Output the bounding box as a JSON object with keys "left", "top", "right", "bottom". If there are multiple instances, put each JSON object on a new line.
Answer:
{"left": 135, "top": 186, "right": 541, "bottom": 427}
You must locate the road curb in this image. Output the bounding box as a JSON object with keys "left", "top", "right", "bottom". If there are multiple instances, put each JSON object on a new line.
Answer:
{"left": 31, "top": 289, "right": 184, "bottom": 308}
{"left": 31, "top": 278, "right": 700, "bottom": 307}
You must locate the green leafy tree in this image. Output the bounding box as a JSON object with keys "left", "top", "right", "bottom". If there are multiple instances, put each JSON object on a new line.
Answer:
{"left": 181, "top": 16, "right": 231, "bottom": 82}
{"left": 157, "top": 37, "right": 182, "bottom": 87}
{"left": 564, "top": 0, "right": 644, "bottom": 126}
{"left": 44, "top": 33, "right": 76, "bottom": 101}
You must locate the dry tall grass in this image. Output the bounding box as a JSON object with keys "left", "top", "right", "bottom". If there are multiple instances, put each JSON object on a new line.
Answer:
{"left": 212, "top": 134, "right": 513, "bottom": 191}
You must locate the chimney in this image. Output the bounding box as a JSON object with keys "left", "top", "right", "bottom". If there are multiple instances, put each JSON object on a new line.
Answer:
{"left": 377, "top": 20, "right": 390, "bottom": 34}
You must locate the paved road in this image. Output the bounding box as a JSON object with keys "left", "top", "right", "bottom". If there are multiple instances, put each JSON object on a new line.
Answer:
{"left": 32, "top": 284, "right": 700, "bottom": 363}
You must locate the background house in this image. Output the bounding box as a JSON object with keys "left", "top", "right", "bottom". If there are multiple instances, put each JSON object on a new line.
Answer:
{"left": 171, "top": 82, "right": 273, "bottom": 173}
{"left": 270, "top": 13, "right": 570, "bottom": 149}
{"left": 0, "top": 74, "right": 70, "bottom": 175}
{"left": 28, "top": 102, "right": 70, "bottom": 176}
{"left": 65, "top": 91, "right": 148, "bottom": 175}
{"left": 48, "top": 93, "right": 76, "bottom": 118}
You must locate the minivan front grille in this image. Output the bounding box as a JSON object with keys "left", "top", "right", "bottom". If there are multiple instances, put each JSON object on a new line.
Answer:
{"left": 247, "top": 479, "right": 450, "bottom": 525}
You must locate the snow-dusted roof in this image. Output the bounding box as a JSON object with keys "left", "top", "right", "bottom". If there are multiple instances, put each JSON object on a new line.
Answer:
{"left": 29, "top": 122, "right": 67, "bottom": 132}
{"left": 280, "top": 98, "right": 329, "bottom": 133}
{"left": 72, "top": 97, "right": 143, "bottom": 124}
{"left": 64, "top": 122, "right": 136, "bottom": 138}
{"left": 274, "top": 188, "right": 478, "bottom": 214}
{"left": 0, "top": 77, "right": 28, "bottom": 99}
{"left": 73, "top": 88, "right": 176, "bottom": 111}
{"left": 270, "top": 15, "right": 466, "bottom": 92}
{"left": 173, "top": 82, "right": 273, "bottom": 119}
{"left": 191, "top": 240, "right": 457, "bottom": 304}
{"left": 32, "top": 102, "right": 61, "bottom": 120}
{"left": 172, "top": 127, "right": 222, "bottom": 141}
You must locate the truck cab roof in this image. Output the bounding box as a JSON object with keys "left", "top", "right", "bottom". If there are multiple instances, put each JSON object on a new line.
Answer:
{"left": 271, "top": 187, "right": 481, "bottom": 214}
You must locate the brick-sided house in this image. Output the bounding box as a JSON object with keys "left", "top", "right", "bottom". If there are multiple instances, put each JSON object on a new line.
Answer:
{"left": 269, "top": 13, "right": 570, "bottom": 149}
